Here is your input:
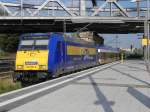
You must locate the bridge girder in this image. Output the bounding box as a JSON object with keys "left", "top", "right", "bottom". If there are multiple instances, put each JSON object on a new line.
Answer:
{"left": 0, "top": 0, "right": 148, "bottom": 17}
{"left": 0, "top": 0, "right": 149, "bottom": 33}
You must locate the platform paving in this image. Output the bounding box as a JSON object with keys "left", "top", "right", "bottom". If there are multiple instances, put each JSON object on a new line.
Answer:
{"left": 9, "top": 60, "right": 150, "bottom": 112}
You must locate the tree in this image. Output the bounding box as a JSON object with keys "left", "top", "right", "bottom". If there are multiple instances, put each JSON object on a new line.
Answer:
{"left": 0, "top": 34, "right": 19, "bottom": 52}
{"left": 0, "top": 9, "right": 18, "bottom": 53}
{"left": 0, "top": 8, "right": 8, "bottom": 16}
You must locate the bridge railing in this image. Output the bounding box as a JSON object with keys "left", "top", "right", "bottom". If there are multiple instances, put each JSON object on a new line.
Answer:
{"left": 0, "top": 0, "right": 148, "bottom": 18}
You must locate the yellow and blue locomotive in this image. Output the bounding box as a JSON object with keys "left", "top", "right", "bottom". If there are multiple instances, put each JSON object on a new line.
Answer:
{"left": 14, "top": 33, "right": 97, "bottom": 82}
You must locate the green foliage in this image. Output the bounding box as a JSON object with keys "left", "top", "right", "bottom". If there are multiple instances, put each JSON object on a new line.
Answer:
{"left": 0, "top": 8, "right": 19, "bottom": 52}
{"left": 0, "top": 79, "right": 21, "bottom": 94}
{"left": 0, "top": 8, "right": 8, "bottom": 16}
{"left": 127, "top": 54, "right": 144, "bottom": 59}
{"left": 0, "top": 51, "right": 9, "bottom": 57}
{"left": 0, "top": 34, "right": 20, "bottom": 53}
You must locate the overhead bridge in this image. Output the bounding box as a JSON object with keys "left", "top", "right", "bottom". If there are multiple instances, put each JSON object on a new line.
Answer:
{"left": 0, "top": 0, "right": 149, "bottom": 33}
{"left": 0, "top": 17, "right": 145, "bottom": 33}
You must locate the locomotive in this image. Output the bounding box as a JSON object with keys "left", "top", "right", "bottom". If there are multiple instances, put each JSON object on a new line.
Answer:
{"left": 14, "top": 33, "right": 119, "bottom": 83}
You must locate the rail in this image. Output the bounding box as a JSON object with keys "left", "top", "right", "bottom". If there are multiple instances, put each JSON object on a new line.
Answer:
{"left": 0, "top": 59, "right": 15, "bottom": 79}
{"left": 0, "top": 71, "right": 13, "bottom": 79}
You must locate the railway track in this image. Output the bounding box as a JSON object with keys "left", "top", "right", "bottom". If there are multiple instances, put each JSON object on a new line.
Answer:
{"left": 0, "top": 71, "right": 13, "bottom": 79}
{"left": 0, "top": 58, "right": 15, "bottom": 80}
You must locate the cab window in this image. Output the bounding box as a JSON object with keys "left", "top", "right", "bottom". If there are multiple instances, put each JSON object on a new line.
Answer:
{"left": 19, "top": 40, "right": 34, "bottom": 50}
{"left": 19, "top": 36, "right": 49, "bottom": 50}
{"left": 35, "top": 40, "right": 49, "bottom": 50}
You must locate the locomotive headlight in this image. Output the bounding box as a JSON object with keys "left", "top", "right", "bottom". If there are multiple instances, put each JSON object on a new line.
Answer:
{"left": 39, "top": 65, "right": 47, "bottom": 70}
{"left": 17, "top": 65, "right": 23, "bottom": 69}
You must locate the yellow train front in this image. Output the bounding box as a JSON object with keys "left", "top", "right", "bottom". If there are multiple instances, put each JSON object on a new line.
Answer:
{"left": 15, "top": 34, "right": 50, "bottom": 83}
{"left": 14, "top": 33, "right": 98, "bottom": 83}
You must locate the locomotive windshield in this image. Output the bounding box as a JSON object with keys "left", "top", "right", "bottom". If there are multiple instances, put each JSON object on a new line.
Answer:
{"left": 19, "top": 36, "right": 49, "bottom": 50}
{"left": 34, "top": 39, "right": 49, "bottom": 50}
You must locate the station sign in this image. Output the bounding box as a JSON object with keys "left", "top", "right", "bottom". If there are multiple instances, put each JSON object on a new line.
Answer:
{"left": 142, "top": 38, "right": 150, "bottom": 46}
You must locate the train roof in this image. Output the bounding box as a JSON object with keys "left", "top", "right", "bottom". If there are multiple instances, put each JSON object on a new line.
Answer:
{"left": 20, "top": 33, "right": 95, "bottom": 46}
{"left": 20, "top": 33, "right": 51, "bottom": 38}
{"left": 64, "top": 35, "right": 95, "bottom": 46}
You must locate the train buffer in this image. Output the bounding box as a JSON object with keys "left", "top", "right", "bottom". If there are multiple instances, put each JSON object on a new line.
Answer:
{"left": 0, "top": 60, "right": 150, "bottom": 112}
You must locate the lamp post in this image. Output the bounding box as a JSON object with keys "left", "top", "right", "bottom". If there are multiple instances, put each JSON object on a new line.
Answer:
{"left": 146, "top": 0, "right": 150, "bottom": 72}
{"left": 143, "top": 0, "right": 149, "bottom": 61}
{"left": 147, "top": 0, "right": 149, "bottom": 61}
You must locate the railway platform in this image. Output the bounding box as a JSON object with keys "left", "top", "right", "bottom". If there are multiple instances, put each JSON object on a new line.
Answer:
{"left": 0, "top": 60, "right": 150, "bottom": 112}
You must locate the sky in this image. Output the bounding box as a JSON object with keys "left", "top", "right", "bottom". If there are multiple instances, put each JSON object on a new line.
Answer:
{"left": 0, "top": 0, "right": 147, "bottom": 49}
{"left": 103, "top": 34, "right": 142, "bottom": 49}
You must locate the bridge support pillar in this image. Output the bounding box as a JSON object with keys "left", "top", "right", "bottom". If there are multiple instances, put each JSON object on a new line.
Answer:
{"left": 80, "top": 0, "right": 86, "bottom": 16}
{"left": 144, "top": 0, "right": 150, "bottom": 73}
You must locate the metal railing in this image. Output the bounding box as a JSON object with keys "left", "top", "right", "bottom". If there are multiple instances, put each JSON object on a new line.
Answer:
{"left": 0, "top": 0, "right": 149, "bottom": 18}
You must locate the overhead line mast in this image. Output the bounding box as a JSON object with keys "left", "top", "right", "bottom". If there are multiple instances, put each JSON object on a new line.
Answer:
{"left": 91, "top": 0, "right": 97, "bottom": 7}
